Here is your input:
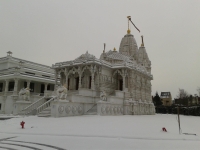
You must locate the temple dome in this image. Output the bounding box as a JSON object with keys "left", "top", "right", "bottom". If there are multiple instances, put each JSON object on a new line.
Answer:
{"left": 119, "top": 33, "right": 138, "bottom": 60}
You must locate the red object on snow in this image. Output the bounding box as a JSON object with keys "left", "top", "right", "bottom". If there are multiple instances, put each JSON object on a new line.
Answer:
{"left": 20, "top": 121, "right": 25, "bottom": 129}
{"left": 162, "top": 127, "right": 167, "bottom": 132}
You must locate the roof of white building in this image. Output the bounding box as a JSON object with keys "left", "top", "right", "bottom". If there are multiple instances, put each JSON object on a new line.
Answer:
{"left": 104, "top": 50, "right": 132, "bottom": 62}
{"left": 0, "top": 52, "right": 55, "bottom": 83}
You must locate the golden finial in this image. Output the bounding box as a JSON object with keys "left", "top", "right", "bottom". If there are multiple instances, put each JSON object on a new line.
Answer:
{"left": 141, "top": 35, "right": 144, "bottom": 47}
{"left": 113, "top": 47, "right": 116, "bottom": 51}
{"left": 127, "top": 16, "right": 131, "bottom": 34}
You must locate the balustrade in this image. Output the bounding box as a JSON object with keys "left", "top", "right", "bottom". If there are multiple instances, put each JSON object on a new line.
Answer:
{"left": 37, "top": 97, "right": 55, "bottom": 114}
{"left": 18, "top": 96, "right": 45, "bottom": 115}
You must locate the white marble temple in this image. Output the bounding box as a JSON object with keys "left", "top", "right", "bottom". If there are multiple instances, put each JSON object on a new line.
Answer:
{"left": 51, "top": 29, "right": 155, "bottom": 117}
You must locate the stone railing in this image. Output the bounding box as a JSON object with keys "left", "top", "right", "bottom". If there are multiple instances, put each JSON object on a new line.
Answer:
{"left": 44, "top": 90, "right": 53, "bottom": 98}
{"left": 18, "top": 96, "right": 45, "bottom": 115}
{"left": 37, "top": 96, "right": 56, "bottom": 114}
{"left": 30, "top": 92, "right": 44, "bottom": 96}
{"left": 6, "top": 91, "right": 14, "bottom": 96}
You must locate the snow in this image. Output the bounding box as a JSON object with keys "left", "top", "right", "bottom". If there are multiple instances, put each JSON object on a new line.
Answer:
{"left": 0, "top": 114, "right": 199, "bottom": 150}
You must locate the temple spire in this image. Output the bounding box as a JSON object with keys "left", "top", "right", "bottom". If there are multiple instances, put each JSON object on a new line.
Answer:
{"left": 103, "top": 43, "right": 106, "bottom": 53}
{"left": 141, "top": 35, "right": 144, "bottom": 47}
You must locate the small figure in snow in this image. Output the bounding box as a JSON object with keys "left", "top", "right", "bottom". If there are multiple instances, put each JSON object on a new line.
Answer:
{"left": 20, "top": 121, "right": 25, "bottom": 129}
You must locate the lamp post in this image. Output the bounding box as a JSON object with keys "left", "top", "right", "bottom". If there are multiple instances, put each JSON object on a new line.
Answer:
{"left": 177, "top": 105, "right": 181, "bottom": 134}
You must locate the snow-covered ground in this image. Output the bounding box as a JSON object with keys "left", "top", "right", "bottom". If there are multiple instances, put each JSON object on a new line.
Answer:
{"left": 0, "top": 114, "right": 199, "bottom": 150}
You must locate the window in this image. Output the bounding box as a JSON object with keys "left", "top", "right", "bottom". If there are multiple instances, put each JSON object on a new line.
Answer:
{"left": 40, "top": 84, "right": 45, "bottom": 93}
{"left": 42, "top": 75, "right": 50, "bottom": 78}
{"left": 24, "top": 82, "right": 27, "bottom": 88}
{"left": 0, "top": 83, "right": 3, "bottom": 92}
{"left": 24, "top": 82, "right": 34, "bottom": 92}
{"left": 8, "top": 82, "right": 14, "bottom": 91}
{"left": 25, "top": 72, "right": 35, "bottom": 75}
{"left": 47, "top": 84, "right": 50, "bottom": 90}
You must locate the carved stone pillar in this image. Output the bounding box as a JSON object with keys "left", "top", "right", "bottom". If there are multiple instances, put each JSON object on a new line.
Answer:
{"left": 78, "top": 73, "right": 82, "bottom": 89}
{"left": 65, "top": 74, "right": 68, "bottom": 89}
{"left": 13, "top": 78, "right": 19, "bottom": 95}
{"left": 91, "top": 73, "right": 95, "bottom": 90}
{"left": 122, "top": 75, "right": 126, "bottom": 91}
{"left": 54, "top": 70, "right": 58, "bottom": 88}
{"left": 97, "top": 73, "right": 100, "bottom": 88}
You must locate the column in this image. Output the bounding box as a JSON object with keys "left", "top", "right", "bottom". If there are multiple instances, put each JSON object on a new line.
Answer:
{"left": 97, "top": 74, "right": 100, "bottom": 87}
{"left": 2, "top": 80, "right": 9, "bottom": 114}
{"left": 1, "top": 95, "right": 7, "bottom": 114}
{"left": 4, "top": 80, "right": 9, "bottom": 94}
{"left": 44, "top": 83, "right": 48, "bottom": 91}
{"left": 65, "top": 74, "right": 68, "bottom": 89}
{"left": 91, "top": 73, "right": 95, "bottom": 90}
{"left": 13, "top": 78, "right": 19, "bottom": 95}
{"left": 78, "top": 73, "right": 82, "bottom": 89}
{"left": 26, "top": 80, "right": 31, "bottom": 89}
{"left": 123, "top": 75, "right": 126, "bottom": 91}
{"left": 54, "top": 70, "right": 58, "bottom": 89}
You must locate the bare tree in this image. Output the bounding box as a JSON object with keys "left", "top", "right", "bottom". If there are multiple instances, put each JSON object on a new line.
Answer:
{"left": 177, "top": 89, "right": 189, "bottom": 99}
{"left": 197, "top": 87, "right": 200, "bottom": 96}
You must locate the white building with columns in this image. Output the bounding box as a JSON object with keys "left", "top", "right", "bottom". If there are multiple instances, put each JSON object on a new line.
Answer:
{"left": 0, "top": 51, "right": 55, "bottom": 114}
{"left": 51, "top": 28, "right": 155, "bottom": 117}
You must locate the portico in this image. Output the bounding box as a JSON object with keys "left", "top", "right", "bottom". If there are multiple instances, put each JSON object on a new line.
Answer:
{"left": 0, "top": 52, "right": 55, "bottom": 114}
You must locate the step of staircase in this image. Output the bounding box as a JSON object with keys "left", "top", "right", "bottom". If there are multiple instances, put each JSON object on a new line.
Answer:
{"left": 37, "top": 107, "right": 51, "bottom": 117}
{"left": 85, "top": 112, "right": 97, "bottom": 115}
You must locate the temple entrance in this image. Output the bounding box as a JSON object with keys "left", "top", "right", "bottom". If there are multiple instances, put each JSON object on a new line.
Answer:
{"left": 75, "top": 77, "right": 79, "bottom": 90}
{"left": 113, "top": 72, "right": 123, "bottom": 91}
{"left": 68, "top": 78, "right": 70, "bottom": 90}
{"left": 89, "top": 76, "right": 91, "bottom": 89}
{"left": 67, "top": 72, "right": 79, "bottom": 90}
{"left": 119, "top": 79, "right": 123, "bottom": 91}
{"left": 81, "top": 69, "right": 92, "bottom": 89}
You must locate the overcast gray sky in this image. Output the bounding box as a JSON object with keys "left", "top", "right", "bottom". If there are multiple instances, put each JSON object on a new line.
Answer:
{"left": 0, "top": 0, "right": 200, "bottom": 99}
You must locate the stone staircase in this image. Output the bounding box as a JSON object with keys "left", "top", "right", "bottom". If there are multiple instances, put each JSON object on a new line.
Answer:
{"left": 17, "top": 96, "right": 45, "bottom": 116}
{"left": 37, "top": 96, "right": 56, "bottom": 117}
{"left": 85, "top": 104, "right": 97, "bottom": 115}
{"left": 99, "top": 82, "right": 116, "bottom": 96}
{"left": 37, "top": 107, "right": 51, "bottom": 117}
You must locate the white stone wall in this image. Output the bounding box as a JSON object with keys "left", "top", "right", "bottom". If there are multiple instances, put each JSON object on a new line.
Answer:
{"left": 51, "top": 100, "right": 84, "bottom": 117}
